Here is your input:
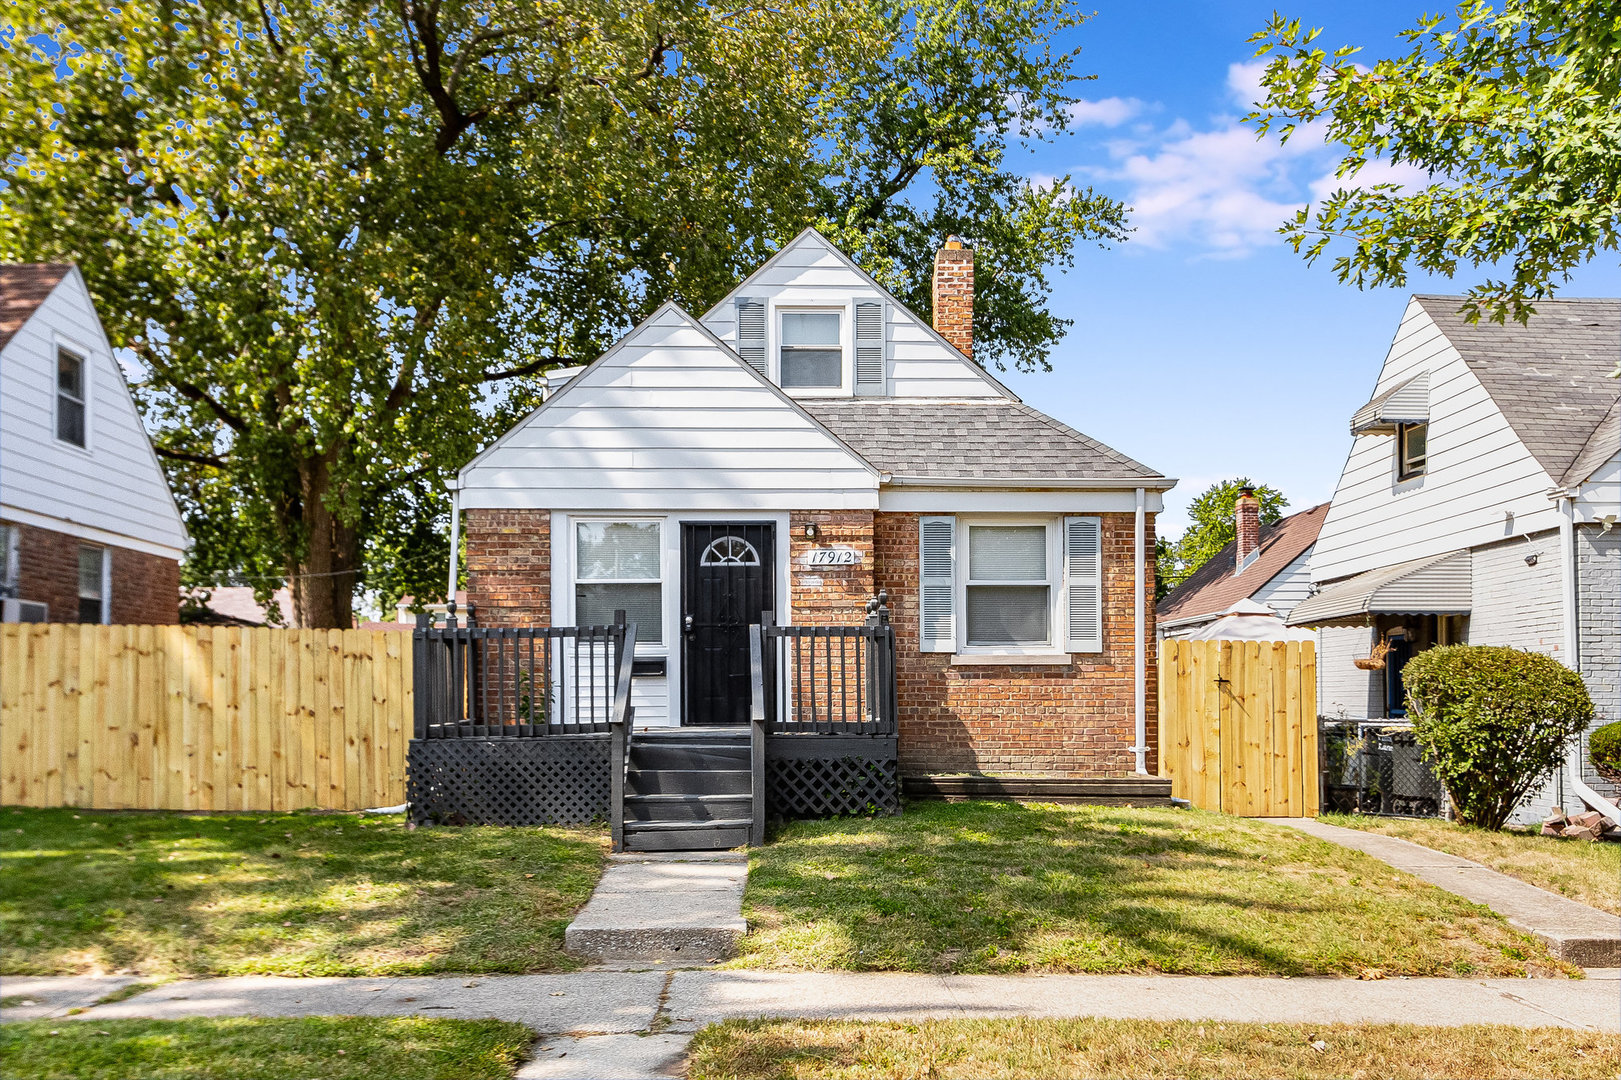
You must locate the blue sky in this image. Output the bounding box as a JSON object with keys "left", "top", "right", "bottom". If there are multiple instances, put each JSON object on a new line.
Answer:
{"left": 990, "top": 2, "right": 1621, "bottom": 537}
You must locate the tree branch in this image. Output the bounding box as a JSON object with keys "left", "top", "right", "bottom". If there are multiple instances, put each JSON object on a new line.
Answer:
{"left": 155, "top": 446, "right": 229, "bottom": 469}
{"left": 131, "top": 339, "right": 252, "bottom": 435}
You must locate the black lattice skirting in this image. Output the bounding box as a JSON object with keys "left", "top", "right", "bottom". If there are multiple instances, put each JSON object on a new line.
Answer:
{"left": 766, "top": 735, "right": 900, "bottom": 818}
{"left": 407, "top": 736, "right": 611, "bottom": 826}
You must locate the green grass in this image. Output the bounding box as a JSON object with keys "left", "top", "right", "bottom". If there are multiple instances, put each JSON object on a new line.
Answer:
{"left": 686, "top": 1018, "right": 1621, "bottom": 1080}
{"left": 0, "top": 808, "right": 606, "bottom": 977}
{"left": 0, "top": 1017, "right": 533, "bottom": 1080}
{"left": 1323, "top": 812, "right": 1621, "bottom": 915}
{"left": 735, "top": 801, "right": 1570, "bottom": 976}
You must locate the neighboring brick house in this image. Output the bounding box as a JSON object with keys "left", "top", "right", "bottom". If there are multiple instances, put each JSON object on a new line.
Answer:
{"left": 0, "top": 264, "right": 187, "bottom": 624}
{"left": 1287, "top": 296, "right": 1620, "bottom": 826}
{"left": 456, "top": 229, "right": 1175, "bottom": 780}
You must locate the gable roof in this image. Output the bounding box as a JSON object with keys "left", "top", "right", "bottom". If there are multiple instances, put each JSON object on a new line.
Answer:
{"left": 802, "top": 398, "right": 1168, "bottom": 484}
{"left": 1414, "top": 295, "right": 1620, "bottom": 487}
{"left": 1157, "top": 502, "right": 1330, "bottom": 625}
{"left": 700, "top": 226, "right": 1018, "bottom": 401}
{"left": 0, "top": 263, "right": 72, "bottom": 350}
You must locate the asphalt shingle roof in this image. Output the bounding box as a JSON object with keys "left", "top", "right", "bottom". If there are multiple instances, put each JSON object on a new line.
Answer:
{"left": 1415, "top": 295, "right": 1620, "bottom": 487}
{"left": 802, "top": 399, "right": 1166, "bottom": 481}
{"left": 0, "top": 263, "right": 71, "bottom": 351}
{"left": 1157, "top": 503, "right": 1330, "bottom": 624}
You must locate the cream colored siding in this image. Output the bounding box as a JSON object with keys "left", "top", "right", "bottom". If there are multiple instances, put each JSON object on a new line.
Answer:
{"left": 1310, "top": 300, "right": 1561, "bottom": 584}
{"left": 1317, "top": 624, "right": 1382, "bottom": 720}
{"left": 459, "top": 305, "right": 877, "bottom": 512}
{"left": 0, "top": 271, "right": 187, "bottom": 556}
{"left": 700, "top": 231, "right": 1004, "bottom": 400}
{"left": 1251, "top": 545, "right": 1314, "bottom": 618}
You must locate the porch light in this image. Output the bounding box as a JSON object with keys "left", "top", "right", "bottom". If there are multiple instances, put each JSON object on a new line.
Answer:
{"left": 803, "top": 523, "right": 819, "bottom": 539}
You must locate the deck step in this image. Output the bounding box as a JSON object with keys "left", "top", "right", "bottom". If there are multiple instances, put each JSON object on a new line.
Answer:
{"left": 623, "top": 820, "right": 751, "bottom": 852}
{"left": 625, "top": 793, "right": 753, "bottom": 823}
{"left": 903, "top": 774, "right": 1174, "bottom": 806}
{"left": 629, "top": 741, "right": 749, "bottom": 771}
{"left": 628, "top": 768, "right": 750, "bottom": 796}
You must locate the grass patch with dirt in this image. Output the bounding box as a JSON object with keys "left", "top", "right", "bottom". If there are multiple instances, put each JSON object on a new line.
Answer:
{"left": 0, "top": 1016, "right": 533, "bottom": 1080}
{"left": 685, "top": 1018, "right": 1618, "bottom": 1080}
{"left": 736, "top": 801, "right": 1568, "bottom": 976}
{"left": 1322, "top": 812, "right": 1621, "bottom": 915}
{"left": 0, "top": 807, "right": 606, "bottom": 977}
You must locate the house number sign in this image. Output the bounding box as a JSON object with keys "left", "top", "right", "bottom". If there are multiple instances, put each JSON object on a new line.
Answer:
{"left": 805, "top": 548, "right": 863, "bottom": 566}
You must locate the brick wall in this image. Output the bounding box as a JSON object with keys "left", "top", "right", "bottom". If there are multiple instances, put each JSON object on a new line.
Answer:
{"left": 873, "top": 511, "right": 1157, "bottom": 777}
{"left": 1469, "top": 529, "right": 1565, "bottom": 658}
{"left": 465, "top": 508, "right": 551, "bottom": 627}
{"left": 788, "top": 511, "right": 876, "bottom": 625}
{"left": 930, "top": 241, "right": 974, "bottom": 358}
{"left": 5, "top": 519, "right": 178, "bottom": 624}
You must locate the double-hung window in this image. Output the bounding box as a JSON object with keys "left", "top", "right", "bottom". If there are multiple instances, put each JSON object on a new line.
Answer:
{"left": 78, "top": 545, "right": 108, "bottom": 624}
{"left": 778, "top": 311, "right": 843, "bottom": 389}
{"left": 57, "top": 348, "right": 87, "bottom": 448}
{"left": 1397, "top": 421, "right": 1427, "bottom": 479}
{"left": 574, "top": 521, "right": 662, "bottom": 643}
{"left": 965, "top": 524, "right": 1052, "bottom": 648}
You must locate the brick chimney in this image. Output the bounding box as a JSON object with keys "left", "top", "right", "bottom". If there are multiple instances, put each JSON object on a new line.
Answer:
{"left": 932, "top": 236, "right": 973, "bottom": 358}
{"left": 1234, "top": 487, "right": 1261, "bottom": 571}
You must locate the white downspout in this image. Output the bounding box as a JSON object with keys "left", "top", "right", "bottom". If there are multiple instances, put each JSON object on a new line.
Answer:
{"left": 1559, "top": 494, "right": 1621, "bottom": 825}
{"left": 446, "top": 479, "right": 462, "bottom": 614}
{"left": 1133, "top": 486, "right": 1148, "bottom": 775}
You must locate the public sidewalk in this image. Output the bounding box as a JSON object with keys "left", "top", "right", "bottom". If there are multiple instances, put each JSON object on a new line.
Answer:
{"left": 1278, "top": 817, "right": 1621, "bottom": 966}
{"left": 7, "top": 969, "right": 1617, "bottom": 1079}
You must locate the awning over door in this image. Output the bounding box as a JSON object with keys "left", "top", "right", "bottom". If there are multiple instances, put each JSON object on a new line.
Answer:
{"left": 1286, "top": 549, "right": 1471, "bottom": 626}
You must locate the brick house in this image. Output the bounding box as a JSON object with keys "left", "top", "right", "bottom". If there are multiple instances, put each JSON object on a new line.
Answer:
{"left": 454, "top": 230, "right": 1175, "bottom": 782}
{"left": 0, "top": 264, "right": 187, "bottom": 624}
{"left": 1286, "top": 296, "right": 1619, "bottom": 826}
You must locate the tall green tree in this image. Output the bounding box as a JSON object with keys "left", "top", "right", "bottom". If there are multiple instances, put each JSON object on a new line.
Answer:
{"left": 1248, "top": 0, "right": 1621, "bottom": 323}
{"left": 1158, "top": 479, "right": 1288, "bottom": 598}
{"left": 1, "top": 0, "right": 1126, "bottom": 625}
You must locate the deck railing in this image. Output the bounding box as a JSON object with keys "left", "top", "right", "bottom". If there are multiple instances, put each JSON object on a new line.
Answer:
{"left": 750, "top": 599, "right": 898, "bottom": 737}
{"left": 412, "top": 613, "right": 634, "bottom": 738}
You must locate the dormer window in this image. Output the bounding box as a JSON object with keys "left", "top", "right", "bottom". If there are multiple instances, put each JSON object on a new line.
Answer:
{"left": 1398, "top": 421, "right": 1427, "bottom": 479}
{"left": 57, "top": 347, "right": 87, "bottom": 447}
{"left": 779, "top": 311, "right": 843, "bottom": 389}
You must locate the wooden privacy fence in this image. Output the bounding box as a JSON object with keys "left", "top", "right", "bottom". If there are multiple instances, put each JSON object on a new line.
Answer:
{"left": 1158, "top": 639, "right": 1319, "bottom": 817}
{"left": 1, "top": 625, "right": 412, "bottom": 812}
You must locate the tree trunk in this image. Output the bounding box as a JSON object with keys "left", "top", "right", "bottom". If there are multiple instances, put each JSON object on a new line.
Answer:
{"left": 289, "top": 456, "right": 360, "bottom": 628}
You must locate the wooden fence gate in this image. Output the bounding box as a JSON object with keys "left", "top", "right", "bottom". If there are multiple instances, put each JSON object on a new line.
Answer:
{"left": 1158, "top": 639, "right": 1318, "bottom": 817}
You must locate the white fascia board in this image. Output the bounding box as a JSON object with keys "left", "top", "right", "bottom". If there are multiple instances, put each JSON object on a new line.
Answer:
{"left": 0, "top": 503, "right": 186, "bottom": 560}
{"left": 879, "top": 487, "right": 1165, "bottom": 514}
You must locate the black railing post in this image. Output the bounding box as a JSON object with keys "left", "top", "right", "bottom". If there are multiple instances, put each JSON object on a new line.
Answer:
{"left": 749, "top": 624, "right": 767, "bottom": 846}
{"left": 412, "top": 614, "right": 429, "bottom": 740}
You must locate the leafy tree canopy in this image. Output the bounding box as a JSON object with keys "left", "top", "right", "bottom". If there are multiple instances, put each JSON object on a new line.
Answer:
{"left": 0, "top": 0, "right": 1127, "bottom": 626}
{"left": 1158, "top": 479, "right": 1288, "bottom": 598}
{"left": 1248, "top": 0, "right": 1621, "bottom": 323}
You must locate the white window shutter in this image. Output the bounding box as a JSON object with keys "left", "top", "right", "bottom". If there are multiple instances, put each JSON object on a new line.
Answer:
{"left": 1064, "top": 516, "right": 1103, "bottom": 653}
{"left": 854, "top": 300, "right": 886, "bottom": 394}
{"left": 735, "top": 297, "right": 767, "bottom": 377}
{"left": 919, "top": 515, "right": 956, "bottom": 652}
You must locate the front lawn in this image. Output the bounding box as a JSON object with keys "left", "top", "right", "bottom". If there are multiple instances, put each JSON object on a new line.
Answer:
{"left": 0, "top": 808, "right": 606, "bottom": 977}
{"left": 685, "top": 1018, "right": 1620, "bottom": 1080}
{"left": 1322, "top": 812, "right": 1621, "bottom": 915}
{"left": 0, "top": 1016, "right": 532, "bottom": 1080}
{"left": 736, "top": 801, "right": 1567, "bottom": 976}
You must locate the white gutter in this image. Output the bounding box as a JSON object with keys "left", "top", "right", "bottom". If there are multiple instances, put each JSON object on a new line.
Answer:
{"left": 1133, "top": 486, "right": 1148, "bottom": 774}
{"left": 882, "top": 474, "right": 1179, "bottom": 492}
{"left": 1558, "top": 494, "right": 1621, "bottom": 825}
{"left": 445, "top": 479, "right": 462, "bottom": 614}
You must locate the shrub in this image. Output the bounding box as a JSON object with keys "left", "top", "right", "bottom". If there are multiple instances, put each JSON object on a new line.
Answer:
{"left": 1403, "top": 645, "right": 1593, "bottom": 830}
{"left": 1591, "top": 721, "right": 1621, "bottom": 785}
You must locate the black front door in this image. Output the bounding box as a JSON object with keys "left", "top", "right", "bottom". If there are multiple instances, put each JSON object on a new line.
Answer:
{"left": 682, "top": 522, "right": 774, "bottom": 726}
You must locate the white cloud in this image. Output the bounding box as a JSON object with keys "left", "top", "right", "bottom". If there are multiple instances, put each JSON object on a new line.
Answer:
{"left": 1225, "top": 60, "right": 1270, "bottom": 111}
{"left": 1065, "top": 96, "right": 1145, "bottom": 128}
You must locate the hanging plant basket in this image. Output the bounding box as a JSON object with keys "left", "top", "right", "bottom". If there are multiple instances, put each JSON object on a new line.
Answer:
{"left": 1354, "top": 639, "right": 1393, "bottom": 671}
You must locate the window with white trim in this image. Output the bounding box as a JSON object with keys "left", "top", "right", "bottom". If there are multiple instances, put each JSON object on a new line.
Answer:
{"left": 57, "top": 348, "right": 87, "bottom": 447}
{"left": 574, "top": 521, "right": 662, "bottom": 643}
{"left": 965, "top": 524, "right": 1051, "bottom": 647}
{"left": 78, "top": 545, "right": 108, "bottom": 624}
{"left": 778, "top": 310, "right": 843, "bottom": 389}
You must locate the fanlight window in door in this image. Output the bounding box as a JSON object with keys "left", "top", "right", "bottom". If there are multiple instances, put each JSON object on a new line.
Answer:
{"left": 699, "top": 535, "right": 761, "bottom": 567}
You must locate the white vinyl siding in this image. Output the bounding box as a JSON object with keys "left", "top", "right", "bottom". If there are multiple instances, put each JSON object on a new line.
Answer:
{"left": 1250, "top": 544, "right": 1315, "bottom": 620}
{"left": 0, "top": 272, "right": 188, "bottom": 557}
{"left": 459, "top": 305, "right": 878, "bottom": 512}
{"left": 700, "top": 230, "right": 1004, "bottom": 399}
{"left": 1310, "top": 299, "right": 1564, "bottom": 583}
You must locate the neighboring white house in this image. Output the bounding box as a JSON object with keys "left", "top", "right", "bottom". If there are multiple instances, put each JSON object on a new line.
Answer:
{"left": 0, "top": 264, "right": 187, "bottom": 624}
{"left": 1288, "top": 295, "right": 1620, "bottom": 825}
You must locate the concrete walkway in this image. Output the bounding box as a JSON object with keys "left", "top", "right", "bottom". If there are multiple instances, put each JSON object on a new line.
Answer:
{"left": 1279, "top": 818, "right": 1621, "bottom": 966}
{"left": 564, "top": 852, "right": 748, "bottom": 964}
{"left": 7, "top": 970, "right": 1617, "bottom": 1079}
